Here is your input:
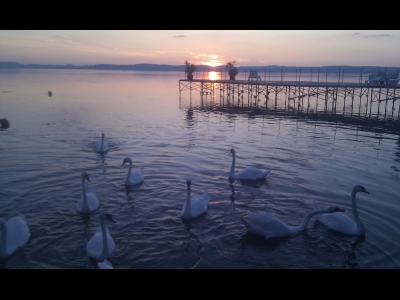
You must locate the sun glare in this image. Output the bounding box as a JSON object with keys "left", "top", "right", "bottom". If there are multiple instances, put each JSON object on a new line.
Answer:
{"left": 209, "top": 71, "right": 219, "bottom": 80}
{"left": 204, "top": 62, "right": 222, "bottom": 67}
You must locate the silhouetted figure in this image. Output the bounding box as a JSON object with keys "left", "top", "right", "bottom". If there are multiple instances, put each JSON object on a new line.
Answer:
{"left": 48, "top": 91, "right": 52, "bottom": 97}
{"left": 0, "top": 118, "right": 10, "bottom": 129}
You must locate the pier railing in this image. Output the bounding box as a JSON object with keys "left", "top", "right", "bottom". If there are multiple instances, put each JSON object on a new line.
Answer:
{"left": 187, "top": 66, "right": 400, "bottom": 84}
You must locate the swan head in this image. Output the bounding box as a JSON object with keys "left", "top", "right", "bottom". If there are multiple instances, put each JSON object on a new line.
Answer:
{"left": 353, "top": 185, "right": 370, "bottom": 194}
{"left": 326, "top": 206, "right": 345, "bottom": 213}
{"left": 99, "top": 212, "right": 116, "bottom": 223}
{"left": 187, "top": 179, "right": 191, "bottom": 190}
{"left": 121, "top": 157, "right": 132, "bottom": 167}
{"left": 230, "top": 148, "right": 235, "bottom": 155}
{"left": 82, "top": 172, "right": 91, "bottom": 182}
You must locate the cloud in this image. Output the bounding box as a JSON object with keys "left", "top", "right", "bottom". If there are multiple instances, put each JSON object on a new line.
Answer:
{"left": 174, "top": 35, "right": 186, "bottom": 38}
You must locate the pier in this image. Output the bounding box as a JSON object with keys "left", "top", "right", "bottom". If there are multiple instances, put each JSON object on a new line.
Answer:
{"left": 179, "top": 67, "right": 400, "bottom": 132}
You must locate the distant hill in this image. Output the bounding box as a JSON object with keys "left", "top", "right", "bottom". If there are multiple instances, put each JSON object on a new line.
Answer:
{"left": 0, "top": 62, "right": 398, "bottom": 73}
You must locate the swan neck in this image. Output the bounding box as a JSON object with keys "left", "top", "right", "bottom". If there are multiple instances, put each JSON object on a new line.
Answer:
{"left": 126, "top": 160, "right": 132, "bottom": 179}
{"left": 0, "top": 220, "right": 8, "bottom": 257}
{"left": 295, "top": 209, "right": 325, "bottom": 232}
{"left": 351, "top": 190, "right": 361, "bottom": 224}
{"left": 230, "top": 151, "right": 236, "bottom": 176}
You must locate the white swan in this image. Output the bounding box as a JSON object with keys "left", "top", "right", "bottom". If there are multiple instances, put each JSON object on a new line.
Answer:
{"left": 76, "top": 172, "right": 99, "bottom": 214}
{"left": 0, "top": 214, "right": 31, "bottom": 258}
{"left": 241, "top": 206, "right": 345, "bottom": 239}
{"left": 121, "top": 157, "right": 144, "bottom": 186}
{"left": 95, "top": 133, "right": 109, "bottom": 153}
{"left": 313, "top": 185, "right": 370, "bottom": 236}
{"left": 180, "top": 179, "right": 210, "bottom": 219}
{"left": 229, "top": 148, "right": 271, "bottom": 180}
{"left": 86, "top": 212, "right": 116, "bottom": 261}
{"left": 87, "top": 250, "right": 113, "bottom": 269}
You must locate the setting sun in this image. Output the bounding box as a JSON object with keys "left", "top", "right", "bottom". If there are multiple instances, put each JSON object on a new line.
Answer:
{"left": 203, "top": 61, "right": 223, "bottom": 67}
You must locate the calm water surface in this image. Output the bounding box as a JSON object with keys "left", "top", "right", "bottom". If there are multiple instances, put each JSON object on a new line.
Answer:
{"left": 0, "top": 69, "right": 399, "bottom": 269}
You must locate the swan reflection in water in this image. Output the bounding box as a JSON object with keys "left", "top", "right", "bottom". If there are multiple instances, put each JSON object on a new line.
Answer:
{"left": 345, "top": 235, "right": 366, "bottom": 269}
{"left": 124, "top": 185, "right": 133, "bottom": 200}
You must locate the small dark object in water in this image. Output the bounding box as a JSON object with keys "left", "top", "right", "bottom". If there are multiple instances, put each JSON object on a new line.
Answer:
{"left": 0, "top": 118, "right": 10, "bottom": 128}
{"left": 48, "top": 91, "right": 52, "bottom": 97}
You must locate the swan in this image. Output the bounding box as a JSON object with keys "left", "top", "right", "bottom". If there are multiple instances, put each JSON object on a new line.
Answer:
{"left": 95, "top": 133, "right": 109, "bottom": 153}
{"left": 121, "top": 157, "right": 144, "bottom": 186}
{"left": 87, "top": 250, "right": 113, "bottom": 269}
{"left": 180, "top": 179, "right": 210, "bottom": 219}
{"left": 0, "top": 214, "right": 31, "bottom": 258}
{"left": 76, "top": 172, "right": 99, "bottom": 214}
{"left": 313, "top": 185, "right": 370, "bottom": 236}
{"left": 229, "top": 148, "right": 271, "bottom": 180}
{"left": 241, "top": 206, "right": 345, "bottom": 239}
{"left": 86, "top": 212, "right": 116, "bottom": 261}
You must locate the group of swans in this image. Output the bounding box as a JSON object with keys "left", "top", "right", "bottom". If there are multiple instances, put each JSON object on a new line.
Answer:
{"left": 241, "top": 185, "right": 370, "bottom": 239}
{"left": 241, "top": 206, "right": 345, "bottom": 239}
{"left": 178, "top": 148, "right": 268, "bottom": 220}
{"left": 228, "top": 148, "right": 371, "bottom": 239}
{"left": 0, "top": 214, "right": 31, "bottom": 258}
{"left": 76, "top": 136, "right": 144, "bottom": 214}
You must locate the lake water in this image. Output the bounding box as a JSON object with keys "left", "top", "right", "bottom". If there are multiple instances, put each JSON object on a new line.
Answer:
{"left": 0, "top": 69, "right": 399, "bottom": 269}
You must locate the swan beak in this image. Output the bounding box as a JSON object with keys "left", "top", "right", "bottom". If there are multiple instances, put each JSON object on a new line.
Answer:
{"left": 85, "top": 174, "right": 91, "bottom": 182}
{"left": 121, "top": 160, "right": 126, "bottom": 166}
{"left": 362, "top": 187, "right": 370, "bottom": 194}
{"left": 337, "top": 207, "right": 345, "bottom": 212}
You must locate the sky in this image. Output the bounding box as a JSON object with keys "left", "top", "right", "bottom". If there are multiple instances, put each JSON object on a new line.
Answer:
{"left": 1, "top": 30, "right": 400, "bottom": 68}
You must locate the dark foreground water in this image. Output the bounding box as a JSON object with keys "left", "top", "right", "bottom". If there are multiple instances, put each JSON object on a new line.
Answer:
{"left": 0, "top": 69, "right": 399, "bottom": 269}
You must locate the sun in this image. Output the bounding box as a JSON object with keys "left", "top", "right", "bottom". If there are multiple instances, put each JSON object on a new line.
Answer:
{"left": 203, "top": 61, "right": 223, "bottom": 67}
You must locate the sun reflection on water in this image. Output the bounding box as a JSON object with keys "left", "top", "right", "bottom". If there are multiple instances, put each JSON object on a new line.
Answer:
{"left": 208, "top": 71, "right": 220, "bottom": 81}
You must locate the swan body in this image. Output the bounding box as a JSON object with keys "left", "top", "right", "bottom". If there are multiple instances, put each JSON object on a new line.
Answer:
{"left": 313, "top": 185, "right": 370, "bottom": 236}
{"left": 229, "top": 148, "right": 271, "bottom": 180}
{"left": 95, "top": 133, "right": 109, "bottom": 153}
{"left": 76, "top": 172, "right": 99, "bottom": 214}
{"left": 121, "top": 157, "right": 144, "bottom": 186}
{"left": 241, "top": 206, "right": 344, "bottom": 239}
{"left": 0, "top": 214, "right": 31, "bottom": 258}
{"left": 86, "top": 212, "right": 116, "bottom": 261}
{"left": 87, "top": 250, "right": 113, "bottom": 269}
{"left": 180, "top": 180, "right": 210, "bottom": 219}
